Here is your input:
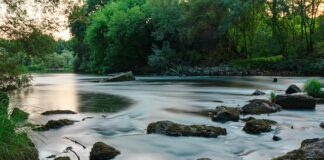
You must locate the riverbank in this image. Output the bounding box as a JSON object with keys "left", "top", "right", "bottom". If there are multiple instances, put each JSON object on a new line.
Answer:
{"left": 154, "top": 57, "right": 324, "bottom": 77}
{"left": 0, "top": 92, "right": 38, "bottom": 160}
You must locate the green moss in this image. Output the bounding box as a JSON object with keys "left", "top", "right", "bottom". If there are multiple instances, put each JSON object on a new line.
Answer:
{"left": 11, "top": 108, "right": 29, "bottom": 122}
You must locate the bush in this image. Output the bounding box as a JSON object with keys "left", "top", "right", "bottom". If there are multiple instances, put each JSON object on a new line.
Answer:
{"left": 270, "top": 91, "right": 276, "bottom": 102}
{"left": 303, "top": 79, "right": 324, "bottom": 98}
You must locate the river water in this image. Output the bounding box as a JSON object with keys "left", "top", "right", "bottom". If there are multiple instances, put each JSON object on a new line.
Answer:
{"left": 9, "top": 74, "right": 324, "bottom": 160}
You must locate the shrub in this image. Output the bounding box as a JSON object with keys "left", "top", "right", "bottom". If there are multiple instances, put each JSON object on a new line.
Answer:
{"left": 303, "top": 79, "right": 323, "bottom": 98}
{"left": 270, "top": 91, "right": 276, "bottom": 102}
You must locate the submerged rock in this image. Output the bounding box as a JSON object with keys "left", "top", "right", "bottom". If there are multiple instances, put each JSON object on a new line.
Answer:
{"left": 210, "top": 106, "right": 240, "bottom": 122}
{"left": 41, "top": 110, "right": 76, "bottom": 115}
{"left": 90, "top": 142, "right": 120, "bottom": 160}
{"left": 273, "top": 135, "right": 282, "bottom": 141}
{"left": 252, "top": 89, "right": 266, "bottom": 96}
{"left": 54, "top": 157, "right": 70, "bottom": 160}
{"left": 241, "top": 116, "right": 256, "bottom": 122}
{"left": 273, "top": 78, "right": 278, "bottom": 83}
{"left": 34, "top": 119, "right": 76, "bottom": 131}
{"left": 100, "top": 71, "right": 135, "bottom": 82}
{"left": 273, "top": 138, "right": 324, "bottom": 160}
{"left": 320, "top": 122, "right": 324, "bottom": 129}
{"left": 285, "top": 85, "right": 301, "bottom": 94}
{"left": 11, "top": 108, "right": 29, "bottom": 122}
{"left": 147, "top": 121, "right": 227, "bottom": 138}
{"left": 275, "top": 95, "right": 316, "bottom": 110}
{"left": 197, "top": 158, "right": 212, "bottom": 160}
{"left": 241, "top": 99, "right": 281, "bottom": 115}
{"left": 243, "top": 119, "right": 277, "bottom": 134}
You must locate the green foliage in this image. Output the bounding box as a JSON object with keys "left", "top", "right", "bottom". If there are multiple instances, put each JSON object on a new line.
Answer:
{"left": 85, "top": 0, "right": 152, "bottom": 73}
{"left": 0, "top": 48, "right": 32, "bottom": 91}
{"left": 70, "top": 0, "right": 324, "bottom": 74}
{"left": 303, "top": 79, "right": 324, "bottom": 98}
{"left": 0, "top": 92, "right": 38, "bottom": 160}
{"left": 11, "top": 108, "right": 29, "bottom": 123}
{"left": 270, "top": 91, "right": 276, "bottom": 102}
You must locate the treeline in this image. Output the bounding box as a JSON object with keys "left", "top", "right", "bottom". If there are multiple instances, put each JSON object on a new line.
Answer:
{"left": 69, "top": 0, "right": 324, "bottom": 74}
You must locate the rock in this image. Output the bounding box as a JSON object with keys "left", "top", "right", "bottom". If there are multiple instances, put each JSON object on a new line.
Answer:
{"left": 243, "top": 119, "right": 277, "bottom": 134}
{"left": 147, "top": 120, "right": 227, "bottom": 138}
{"left": 11, "top": 108, "right": 29, "bottom": 122}
{"left": 252, "top": 89, "right": 266, "bottom": 96}
{"left": 320, "top": 122, "right": 324, "bottom": 129}
{"left": 41, "top": 110, "right": 76, "bottom": 115}
{"left": 273, "top": 138, "right": 324, "bottom": 160}
{"left": 273, "top": 78, "right": 278, "bottom": 83}
{"left": 197, "top": 158, "right": 212, "bottom": 160}
{"left": 285, "top": 84, "right": 301, "bottom": 94}
{"left": 241, "top": 99, "right": 282, "bottom": 115}
{"left": 54, "top": 157, "right": 70, "bottom": 160}
{"left": 90, "top": 142, "right": 120, "bottom": 160}
{"left": 100, "top": 71, "right": 135, "bottom": 82}
{"left": 34, "top": 119, "right": 76, "bottom": 131}
{"left": 209, "top": 106, "right": 240, "bottom": 122}
{"left": 315, "top": 97, "right": 324, "bottom": 104}
{"left": 241, "top": 116, "right": 256, "bottom": 122}
{"left": 273, "top": 135, "right": 282, "bottom": 141}
{"left": 275, "top": 95, "right": 316, "bottom": 110}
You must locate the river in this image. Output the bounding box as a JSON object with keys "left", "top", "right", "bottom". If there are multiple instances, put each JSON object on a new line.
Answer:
{"left": 9, "top": 74, "right": 324, "bottom": 160}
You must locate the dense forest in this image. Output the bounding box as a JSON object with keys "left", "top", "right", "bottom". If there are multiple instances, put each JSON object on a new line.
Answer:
{"left": 0, "top": 0, "right": 323, "bottom": 90}
{"left": 69, "top": 0, "right": 324, "bottom": 74}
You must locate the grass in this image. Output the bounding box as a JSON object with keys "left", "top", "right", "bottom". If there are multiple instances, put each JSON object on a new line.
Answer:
{"left": 303, "top": 79, "right": 324, "bottom": 98}
{"left": 270, "top": 91, "right": 277, "bottom": 102}
{"left": 0, "top": 92, "right": 38, "bottom": 160}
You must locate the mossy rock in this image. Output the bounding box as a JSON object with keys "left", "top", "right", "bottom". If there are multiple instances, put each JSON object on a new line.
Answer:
{"left": 34, "top": 119, "right": 76, "bottom": 131}
{"left": 273, "top": 138, "right": 324, "bottom": 160}
{"left": 147, "top": 120, "right": 227, "bottom": 138}
{"left": 90, "top": 142, "right": 120, "bottom": 160}
{"left": 241, "top": 99, "right": 281, "bottom": 115}
{"left": 285, "top": 84, "right": 301, "bottom": 94}
{"left": 275, "top": 95, "right": 316, "bottom": 110}
{"left": 210, "top": 106, "right": 240, "bottom": 122}
{"left": 41, "top": 110, "right": 76, "bottom": 115}
{"left": 11, "top": 108, "right": 29, "bottom": 122}
{"left": 243, "top": 119, "right": 277, "bottom": 134}
{"left": 241, "top": 116, "right": 256, "bottom": 122}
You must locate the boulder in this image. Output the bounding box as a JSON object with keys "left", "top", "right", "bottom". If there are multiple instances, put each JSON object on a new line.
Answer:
{"left": 90, "top": 142, "right": 120, "bottom": 160}
{"left": 241, "top": 99, "right": 281, "bottom": 115}
{"left": 320, "top": 122, "right": 324, "bottom": 129}
{"left": 147, "top": 121, "right": 227, "bottom": 138}
{"left": 54, "top": 157, "right": 70, "bottom": 160}
{"left": 273, "top": 78, "right": 278, "bottom": 83}
{"left": 100, "top": 71, "right": 135, "bottom": 82}
{"left": 285, "top": 85, "right": 301, "bottom": 94}
{"left": 273, "top": 138, "right": 324, "bottom": 160}
{"left": 34, "top": 119, "right": 76, "bottom": 131}
{"left": 41, "top": 110, "right": 76, "bottom": 115}
{"left": 275, "top": 95, "right": 316, "bottom": 110}
{"left": 243, "top": 119, "right": 277, "bottom": 134}
{"left": 197, "top": 158, "right": 212, "bottom": 160}
{"left": 209, "top": 106, "right": 240, "bottom": 122}
{"left": 252, "top": 89, "right": 266, "bottom": 96}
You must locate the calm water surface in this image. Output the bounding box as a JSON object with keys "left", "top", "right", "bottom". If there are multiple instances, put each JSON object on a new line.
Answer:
{"left": 9, "top": 74, "right": 324, "bottom": 160}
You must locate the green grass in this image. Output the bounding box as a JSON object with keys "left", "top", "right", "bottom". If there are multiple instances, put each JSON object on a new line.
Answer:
{"left": 270, "top": 91, "right": 277, "bottom": 102}
{"left": 230, "top": 55, "right": 284, "bottom": 69}
{"left": 303, "top": 79, "right": 324, "bottom": 98}
{"left": 0, "top": 92, "right": 38, "bottom": 160}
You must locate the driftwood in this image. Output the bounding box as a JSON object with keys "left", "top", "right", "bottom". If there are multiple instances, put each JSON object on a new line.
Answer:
{"left": 65, "top": 146, "right": 80, "bottom": 160}
{"left": 64, "top": 137, "right": 86, "bottom": 149}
